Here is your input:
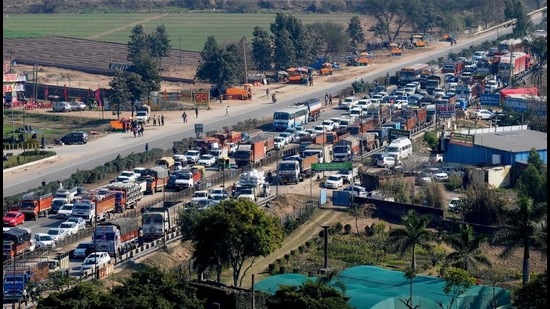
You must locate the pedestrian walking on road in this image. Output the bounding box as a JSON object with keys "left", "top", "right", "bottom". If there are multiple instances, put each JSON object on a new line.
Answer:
{"left": 182, "top": 112, "right": 187, "bottom": 123}
{"left": 161, "top": 114, "right": 165, "bottom": 126}
{"left": 152, "top": 115, "right": 157, "bottom": 126}
{"left": 324, "top": 93, "right": 329, "bottom": 105}
{"left": 195, "top": 106, "right": 199, "bottom": 118}
{"left": 328, "top": 94, "right": 333, "bottom": 105}
{"left": 266, "top": 88, "right": 270, "bottom": 97}
{"left": 225, "top": 105, "right": 230, "bottom": 117}
{"left": 145, "top": 143, "right": 149, "bottom": 152}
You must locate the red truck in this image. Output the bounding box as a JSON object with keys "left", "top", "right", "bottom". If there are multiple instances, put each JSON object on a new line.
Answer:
{"left": 18, "top": 192, "right": 53, "bottom": 220}
{"left": 141, "top": 166, "right": 171, "bottom": 194}
{"left": 348, "top": 117, "right": 376, "bottom": 135}
{"left": 234, "top": 134, "right": 275, "bottom": 167}
{"left": 497, "top": 52, "right": 531, "bottom": 78}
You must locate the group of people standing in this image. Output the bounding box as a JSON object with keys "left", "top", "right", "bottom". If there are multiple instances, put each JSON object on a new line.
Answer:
{"left": 150, "top": 114, "right": 165, "bottom": 126}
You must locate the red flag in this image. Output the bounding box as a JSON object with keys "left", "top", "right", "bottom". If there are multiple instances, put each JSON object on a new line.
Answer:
{"left": 95, "top": 88, "right": 102, "bottom": 108}
{"left": 63, "top": 84, "right": 68, "bottom": 100}
{"left": 44, "top": 85, "right": 49, "bottom": 99}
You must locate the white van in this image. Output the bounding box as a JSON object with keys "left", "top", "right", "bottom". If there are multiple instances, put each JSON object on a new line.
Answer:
{"left": 53, "top": 101, "right": 72, "bottom": 112}
{"left": 386, "top": 137, "right": 412, "bottom": 160}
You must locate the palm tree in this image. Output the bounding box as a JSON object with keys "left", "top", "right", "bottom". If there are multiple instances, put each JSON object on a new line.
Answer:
{"left": 442, "top": 223, "right": 492, "bottom": 272}
{"left": 389, "top": 210, "right": 434, "bottom": 272}
{"left": 492, "top": 196, "right": 547, "bottom": 286}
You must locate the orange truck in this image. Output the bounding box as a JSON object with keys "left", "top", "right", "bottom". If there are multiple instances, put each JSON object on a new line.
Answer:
{"left": 18, "top": 192, "right": 53, "bottom": 220}
{"left": 141, "top": 166, "right": 170, "bottom": 194}
{"left": 3, "top": 228, "right": 33, "bottom": 260}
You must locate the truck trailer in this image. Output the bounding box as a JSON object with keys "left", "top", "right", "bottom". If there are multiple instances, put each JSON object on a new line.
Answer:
{"left": 332, "top": 136, "right": 360, "bottom": 162}
{"left": 141, "top": 201, "right": 186, "bottom": 240}
{"left": 95, "top": 218, "right": 140, "bottom": 257}
{"left": 18, "top": 192, "right": 53, "bottom": 220}
{"left": 278, "top": 154, "right": 318, "bottom": 184}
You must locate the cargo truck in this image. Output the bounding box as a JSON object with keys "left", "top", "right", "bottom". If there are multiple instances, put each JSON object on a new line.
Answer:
{"left": 95, "top": 218, "right": 140, "bottom": 257}
{"left": 278, "top": 154, "right": 318, "bottom": 184}
{"left": 3, "top": 228, "right": 33, "bottom": 261}
{"left": 333, "top": 136, "right": 360, "bottom": 162}
{"left": 135, "top": 104, "right": 151, "bottom": 124}
{"left": 300, "top": 98, "right": 322, "bottom": 122}
{"left": 174, "top": 169, "right": 202, "bottom": 190}
{"left": 3, "top": 261, "right": 49, "bottom": 302}
{"left": 18, "top": 192, "right": 53, "bottom": 220}
{"left": 141, "top": 201, "right": 186, "bottom": 240}
{"left": 141, "top": 166, "right": 170, "bottom": 194}
{"left": 71, "top": 190, "right": 116, "bottom": 225}
{"left": 497, "top": 52, "right": 530, "bottom": 78}
{"left": 425, "top": 74, "right": 446, "bottom": 94}
{"left": 234, "top": 134, "right": 275, "bottom": 168}
{"left": 105, "top": 182, "right": 144, "bottom": 212}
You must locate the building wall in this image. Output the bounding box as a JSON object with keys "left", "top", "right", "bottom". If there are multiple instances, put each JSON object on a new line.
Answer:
{"left": 469, "top": 165, "right": 512, "bottom": 188}
{"left": 443, "top": 140, "right": 547, "bottom": 166}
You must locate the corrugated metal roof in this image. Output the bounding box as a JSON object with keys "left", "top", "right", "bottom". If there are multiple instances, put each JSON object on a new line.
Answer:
{"left": 474, "top": 129, "right": 547, "bottom": 152}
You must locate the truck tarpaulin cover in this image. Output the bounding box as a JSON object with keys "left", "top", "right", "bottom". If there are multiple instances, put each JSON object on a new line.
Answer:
{"left": 499, "top": 87, "right": 539, "bottom": 99}
{"left": 3, "top": 228, "right": 31, "bottom": 243}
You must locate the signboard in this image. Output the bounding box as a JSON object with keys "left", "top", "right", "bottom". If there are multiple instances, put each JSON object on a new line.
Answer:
{"left": 194, "top": 123, "right": 203, "bottom": 135}
{"left": 194, "top": 91, "right": 210, "bottom": 104}
{"left": 480, "top": 94, "right": 500, "bottom": 106}
{"left": 436, "top": 104, "right": 456, "bottom": 117}
{"left": 389, "top": 129, "right": 411, "bottom": 141}
{"left": 449, "top": 132, "right": 474, "bottom": 146}
{"left": 312, "top": 162, "right": 352, "bottom": 171}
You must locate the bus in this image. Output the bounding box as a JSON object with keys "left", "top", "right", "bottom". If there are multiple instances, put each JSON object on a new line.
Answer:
{"left": 272, "top": 105, "right": 309, "bottom": 131}
{"left": 399, "top": 63, "right": 431, "bottom": 85}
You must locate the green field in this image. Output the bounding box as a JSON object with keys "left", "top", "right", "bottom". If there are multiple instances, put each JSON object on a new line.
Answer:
{"left": 3, "top": 13, "right": 356, "bottom": 52}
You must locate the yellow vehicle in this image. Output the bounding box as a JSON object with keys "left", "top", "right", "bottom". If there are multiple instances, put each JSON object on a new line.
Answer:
{"left": 191, "top": 165, "right": 206, "bottom": 175}
{"left": 217, "top": 157, "right": 231, "bottom": 171}
{"left": 412, "top": 34, "right": 426, "bottom": 47}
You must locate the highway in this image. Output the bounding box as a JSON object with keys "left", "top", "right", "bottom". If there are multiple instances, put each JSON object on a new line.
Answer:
{"left": 3, "top": 20, "right": 530, "bottom": 198}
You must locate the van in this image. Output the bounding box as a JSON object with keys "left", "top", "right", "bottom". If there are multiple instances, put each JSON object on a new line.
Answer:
{"left": 60, "top": 132, "right": 88, "bottom": 145}
{"left": 53, "top": 101, "right": 72, "bottom": 112}
{"left": 386, "top": 137, "right": 412, "bottom": 160}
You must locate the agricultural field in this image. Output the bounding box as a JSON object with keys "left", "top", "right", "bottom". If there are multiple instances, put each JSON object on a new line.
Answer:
{"left": 3, "top": 12, "right": 358, "bottom": 52}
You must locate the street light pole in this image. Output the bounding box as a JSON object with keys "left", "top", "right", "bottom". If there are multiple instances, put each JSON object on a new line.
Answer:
{"left": 322, "top": 225, "right": 330, "bottom": 269}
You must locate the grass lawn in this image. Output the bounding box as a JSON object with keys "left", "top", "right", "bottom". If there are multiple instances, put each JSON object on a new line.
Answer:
{"left": 3, "top": 13, "right": 356, "bottom": 52}
{"left": 3, "top": 150, "right": 56, "bottom": 169}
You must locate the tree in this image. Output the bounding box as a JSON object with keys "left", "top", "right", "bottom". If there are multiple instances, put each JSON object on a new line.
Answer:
{"left": 133, "top": 52, "right": 162, "bottom": 93}
{"left": 195, "top": 36, "right": 243, "bottom": 87}
{"left": 149, "top": 24, "right": 172, "bottom": 71}
{"left": 400, "top": 268, "right": 420, "bottom": 309}
{"left": 389, "top": 210, "right": 434, "bottom": 272}
{"left": 513, "top": 270, "right": 547, "bottom": 308}
{"left": 270, "top": 12, "right": 316, "bottom": 69}
{"left": 441, "top": 223, "right": 492, "bottom": 272}
{"left": 251, "top": 26, "right": 274, "bottom": 72}
{"left": 492, "top": 195, "right": 547, "bottom": 285}
{"left": 361, "top": 0, "right": 418, "bottom": 42}
{"left": 347, "top": 203, "right": 371, "bottom": 234}
{"left": 307, "top": 21, "right": 347, "bottom": 59}
{"left": 127, "top": 24, "right": 149, "bottom": 63}
{"left": 504, "top": 0, "right": 534, "bottom": 38}
{"left": 516, "top": 148, "right": 547, "bottom": 204}
{"left": 272, "top": 29, "right": 297, "bottom": 70}
{"left": 437, "top": 267, "right": 476, "bottom": 309}
{"left": 462, "top": 182, "right": 508, "bottom": 225}
{"left": 346, "top": 16, "right": 365, "bottom": 48}
{"left": 265, "top": 280, "right": 353, "bottom": 309}
{"left": 108, "top": 69, "right": 131, "bottom": 120}
{"left": 124, "top": 72, "right": 147, "bottom": 115}
{"left": 186, "top": 199, "right": 284, "bottom": 287}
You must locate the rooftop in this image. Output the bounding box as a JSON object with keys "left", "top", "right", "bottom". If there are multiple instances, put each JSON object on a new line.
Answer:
{"left": 474, "top": 129, "right": 547, "bottom": 153}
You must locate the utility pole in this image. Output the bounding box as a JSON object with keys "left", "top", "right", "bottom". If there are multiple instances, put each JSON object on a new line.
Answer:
{"left": 508, "top": 43, "right": 514, "bottom": 89}
{"left": 243, "top": 37, "right": 248, "bottom": 84}
{"left": 322, "top": 225, "right": 330, "bottom": 269}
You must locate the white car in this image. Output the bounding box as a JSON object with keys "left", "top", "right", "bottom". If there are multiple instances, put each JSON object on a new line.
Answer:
{"left": 432, "top": 172, "right": 449, "bottom": 182}
{"left": 56, "top": 203, "right": 74, "bottom": 219}
{"left": 324, "top": 175, "right": 343, "bottom": 189}
{"left": 115, "top": 175, "right": 132, "bottom": 183}
{"left": 198, "top": 154, "right": 216, "bottom": 167}
{"left": 210, "top": 187, "right": 229, "bottom": 197}
{"left": 340, "top": 96, "right": 358, "bottom": 109}
{"left": 66, "top": 216, "right": 87, "bottom": 231}
{"left": 33, "top": 233, "right": 57, "bottom": 249}
{"left": 474, "top": 109, "right": 494, "bottom": 120}
{"left": 336, "top": 169, "right": 357, "bottom": 184}
{"left": 81, "top": 252, "right": 111, "bottom": 274}
{"left": 321, "top": 120, "right": 335, "bottom": 132}
{"left": 472, "top": 51, "right": 487, "bottom": 61}
{"left": 119, "top": 170, "right": 138, "bottom": 182}
{"left": 448, "top": 197, "right": 462, "bottom": 212}
{"left": 191, "top": 190, "right": 210, "bottom": 203}
{"left": 278, "top": 132, "right": 293, "bottom": 144}
{"left": 47, "top": 228, "right": 69, "bottom": 243}
{"left": 173, "top": 161, "right": 184, "bottom": 171}
{"left": 73, "top": 241, "right": 95, "bottom": 259}
{"left": 210, "top": 194, "right": 229, "bottom": 205}
{"left": 185, "top": 150, "right": 201, "bottom": 164}
{"left": 294, "top": 130, "right": 310, "bottom": 142}
{"left": 377, "top": 155, "right": 398, "bottom": 168}
{"left": 343, "top": 185, "right": 369, "bottom": 198}
{"left": 313, "top": 125, "right": 327, "bottom": 135}
{"left": 329, "top": 118, "right": 341, "bottom": 129}
{"left": 58, "top": 221, "right": 79, "bottom": 236}
{"left": 133, "top": 167, "right": 147, "bottom": 177}
{"left": 274, "top": 137, "right": 286, "bottom": 150}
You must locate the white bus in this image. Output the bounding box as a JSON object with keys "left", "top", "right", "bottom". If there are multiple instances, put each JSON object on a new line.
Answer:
{"left": 272, "top": 105, "right": 309, "bottom": 131}
{"left": 385, "top": 137, "right": 412, "bottom": 160}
